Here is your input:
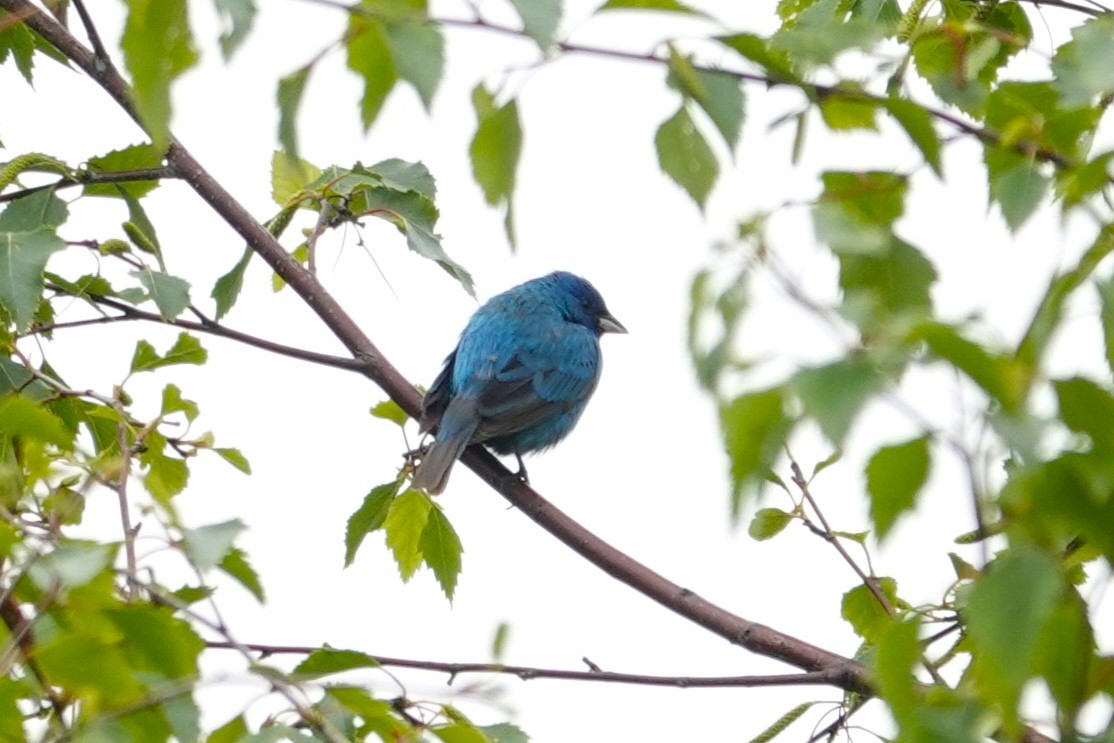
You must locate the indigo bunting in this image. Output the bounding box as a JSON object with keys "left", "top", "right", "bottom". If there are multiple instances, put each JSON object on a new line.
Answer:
{"left": 413, "top": 271, "right": 626, "bottom": 494}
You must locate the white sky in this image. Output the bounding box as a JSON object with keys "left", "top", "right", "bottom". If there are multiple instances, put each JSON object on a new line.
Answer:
{"left": 3, "top": 0, "right": 1113, "bottom": 740}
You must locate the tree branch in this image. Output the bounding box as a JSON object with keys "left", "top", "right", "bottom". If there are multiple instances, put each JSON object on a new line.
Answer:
{"left": 0, "top": 166, "right": 178, "bottom": 204}
{"left": 203, "top": 640, "right": 846, "bottom": 688}
{"left": 2, "top": 0, "right": 872, "bottom": 695}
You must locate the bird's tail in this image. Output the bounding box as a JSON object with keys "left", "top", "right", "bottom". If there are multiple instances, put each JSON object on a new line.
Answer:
{"left": 412, "top": 398, "right": 480, "bottom": 495}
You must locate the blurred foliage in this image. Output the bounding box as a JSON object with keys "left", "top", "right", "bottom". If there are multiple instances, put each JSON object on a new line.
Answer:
{"left": 2, "top": 0, "right": 1114, "bottom": 739}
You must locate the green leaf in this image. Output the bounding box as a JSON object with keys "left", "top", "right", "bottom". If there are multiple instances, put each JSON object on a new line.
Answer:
{"left": 29, "top": 540, "right": 115, "bottom": 590}
{"left": 219, "top": 547, "right": 265, "bottom": 601}
{"left": 346, "top": 15, "right": 397, "bottom": 130}
{"left": 370, "top": 399, "right": 409, "bottom": 427}
{"left": 0, "top": 189, "right": 68, "bottom": 232}
{"left": 600, "top": 0, "right": 704, "bottom": 13}
{"left": 718, "top": 33, "right": 796, "bottom": 81}
{"left": 130, "top": 332, "right": 208, "bottom": 373}
{"left": 0, "top": 679, "right": 24, "bottom": 742}
{"left": 885, "top": 99, "right": 942, "bottom": 176}
{"left": 1055, "top": 151, "right": 1114, "bottom": 211}
{"left": 294, "top": 648, "right": 379, "bottom": 679}
{"left": 470, "top": 85, "right": 522, "bottom": 248}
{"left": 508, "top": 0, "right": 561, "bottom": 50}
{"left": 985, "top": 148, "right": 1048, "bottom": 232}
{"left": 770, "top": 0, "right": 885, "bottom": 67}
{"left": 213, "top": 0, "right": 256, "bottom": 59}
{"left": 182, "top": 519, "right": 245, "bottom": 570}
{"left": 965, "top": 546, "right": 1063, "bottom": 725}
{"left": 384, "top": 489, "right": 431, "bottom": 581}
{"left": 277, "top": 66, "right": 311, "bottom": 159}
{"left": 0, "top": 13, "right": 36, "bottom": 83}
{"left": 211, "top": 247, "right": 253, "bottom": 320}
{"left": 161, "top": 383, "right": 198, "bottom": 422}
{"left": 874, "top": 620, "right": 921, "bottom": 725}
{"left": 369, "top": 157, "right": 438, "bottom": 200}
{"left": 344, "top": 481, "right": 400, "bottom": 567}
{"left": 120, "top": 0, "right": 199, "bottom": 149}
{"left": 384, "top": 21, "right": 443, "bottom": 111}
{"left": 214, "top": 447, "right": 251, "bottom": 474}
{"left": 1051, "top": 15, "right": 1114, "bottom": 108}
{"left": 271, "top": 150, "right": 323, "bottom": 205}
{"left": 478, "top": 722, "right": 529, "bottom": 743}
{"left": 83, "top": 143, "right": 164, "bottom": 198}
{"left": 421, "top": 506, "right": 464, "bottom": 600}
{"left": 142, "top": 443, "right": 189, "bottom": 503}
{"left": 110, "top": 604, "right": 204, "bottom": 679}
{"left": 208, "top": 715, "right": 249, "bottom": 743}
{"left": 433, "top": 724, "right": 491, "bottom": 743}
{"left": 327, "top": 686, "right": 392, "bottom": 720}
{"left": 792, "top": 356, "right": 885, "bottom": 446}
{"left": 866, "top": 436, "right": 931, "bottom": 540}
{"left": 818, "top": 93, "right": 878, "bottom": 131}
{"left": 915, "top": 322, "right": 1025, "bottom": 411}
{"left": 748, "top": 507, "right": 793, "bottom": 541}
{"left": 693, "top": 70, "right": 745, "bottom": 150}
{"left": 841, "top": 577, "right": 898, "bottom": 643}
{"left": 1099, "top": 275, "right": 1114, "bottom": 377}
{"left": 655, "top": 105, "right": 718, "bottom": 209}
{"left": 0, "top": 227, "right": 65, "bottom": 330}
{"left": 719, "top": 388, "right": 792, "bottom": 518}
{"left": 35, "top": 629, "right": 144, "bottom": 705}
{"left": 838, "top": 238, "right": 936, "bottom": 326}
{"left": 0, "top": 394, "right": 74, "bottom": 448}
{"left": 131, "top": 267, "right": 191, "bottom": 319}
{"left": 1034, "top": 598, "right": 1093, "bottom": 714}
{"left": 1055, "top": 377, "right": 1114, "bottom": 451}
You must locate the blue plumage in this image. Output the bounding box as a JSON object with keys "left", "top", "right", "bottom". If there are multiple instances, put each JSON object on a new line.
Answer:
{"left": 413, "top": 271, "right": 626, "bottom": 494}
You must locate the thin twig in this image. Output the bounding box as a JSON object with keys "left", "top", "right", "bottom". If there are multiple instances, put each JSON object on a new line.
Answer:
{"left": 69, "top": 0, "right": 111, "bottom": 67}
{"left": 204, "top": 641, "right": 843, "bottom": 688}
{"left": 114, "top": 420, "right": 140, "bottom": 600}
{"left": 0, "top": 167, "right": 178, "bottom": 204}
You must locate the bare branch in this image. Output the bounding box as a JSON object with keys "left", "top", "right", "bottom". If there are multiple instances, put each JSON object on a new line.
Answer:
{"left": 204, "top": 641, "right": 846, "bottom": 688}
{"left": 0, "top": 167, "right": 178, "bottom": 204}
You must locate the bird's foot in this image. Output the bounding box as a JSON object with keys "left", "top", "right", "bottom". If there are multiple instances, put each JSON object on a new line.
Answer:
{"left": 514, "top": 454, "right": 530, "bottom": 485}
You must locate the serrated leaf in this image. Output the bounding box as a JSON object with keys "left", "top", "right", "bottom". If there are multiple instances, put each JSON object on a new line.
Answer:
{"left": 0, "top": 15, "right": 36, "bottom": 83}
{"left": 213, "top": 0, "right": 256, "bottom": 60}
{"left": 83, "top": 143, "right": 164, "bottom": 198}
{"left": 277, "top": 65, "right": 311, "bottom": 159}
{"left": 130, "top": 332, "right": 207, "bottom": 373}
{"left": 370, "top": 399, "right": 409, "bottom": 426}
{"left": 1054, "top": 377, "right": 1114, "bottom": 451}
{"left": 0, "top": 395, "right": 74, "bottom": 448}
{"left": 370, "top": 158, "right": 437, "bottom": 199}
{"left": 384, "top": 21, "right": 443, "bottom": 111}
{"left": 29, "top": 541, "right": 115, "bottom": 589}
{"left": 478, "top": 722, "right": 529, "bottom": 743}
{"left": 866, "top": 436, "right": 931, "bottom": 540}
{"left": 470, "top": 85, "right": 522, "bottom": 248}
{"left": 214, "top": 447, "right": 251, "bottom": 474}
{"left": 885, "top": 99, "right": 942, "bottom": 176}
{"left": 211, "top": 246, "right": 252, "bottom": 320}
{"left": 120, "top": 0, "right": 199, "bottom": 149}
{"left": 346, "top": 15, "right": 397, "bottom": 130}
{"left": 384, "top": 489, "right": 431, "bottom": 581}
{"left": 421, "top": 506, "right": 463, "bottom": 600}
{"left": 874, "top": 620, "right": 920, "bottom": 726}
{"left": 294, "top": 648, "right": 379, "bottom": 679}
{"left": 271, "top": 150, "right": 323, "bottom": 205}
{"left": 965, "top": 546, "right": 1063, "bottom": 724}
{"left": 748, "top": 507, "right": 793, "bottom": 541}
{"left": 161, "top": 383, "right": 198, "bottom": 422}
{"left": 508, "top": 0, "right": 561, "bottom": 50}
{"left": 655, "top": 105, "right": 718, "bottom": 209}
{"left": 600, "top": 0, "right": 704, "bottom": 13}
{"left": 344, "top": 481, "right": 399, "bottom": 566}
{"left": 131, "top": 267, "right": 191, "bottom": 319}
{"left": 719, "top": 388, "right": 792, "bottom": 519}
{"left": 219, "top": 547, "right": 264, "bottom": 601}
{"left": 0, "top": 227, "right": 66, "bottom": 330}
{"left": 915, "top": 322, "right": 1024, "bottom": 411}
{"left": 0, "top": 189, "right": 68, "bottom": 232}
{"left": 142, "top": 445, "right": 189, "bottom": 503}
{"left": 819, "top": 93, "right": 878, "bottom": 131}
{"left": 1051, "top": 15, "right": 1114, "bottom": 107}
{"left": 986, "top": 149, "right": 1048, "bottom": 232}
{"left": 182, "top": 519, "right": 245, "bottom": 570}
{"left": 841, "top": 577, "right": 898, "bottom": 643}
{"left": 792, "top": 357, "right": 884, "bottom": 446}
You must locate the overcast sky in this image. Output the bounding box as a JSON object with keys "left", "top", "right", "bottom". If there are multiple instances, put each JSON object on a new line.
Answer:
{"left": 3, "top": 0, "right": 1113, "bottom": 740}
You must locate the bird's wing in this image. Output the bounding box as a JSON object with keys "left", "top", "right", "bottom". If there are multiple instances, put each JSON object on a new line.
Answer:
{"left": 419, "top": 348, "right": 456, "bottom": 435}
{"left": 470, "top": 329, "right": 601, "bottom": 441}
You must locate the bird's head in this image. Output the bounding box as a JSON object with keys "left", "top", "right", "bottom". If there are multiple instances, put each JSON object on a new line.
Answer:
{"left": 546, "top": 271, "right": 628, "bottom": 336}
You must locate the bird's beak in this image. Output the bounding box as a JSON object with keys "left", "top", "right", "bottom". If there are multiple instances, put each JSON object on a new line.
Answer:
{"left": 598, "top": 313, "right": 628, "bottom": 334}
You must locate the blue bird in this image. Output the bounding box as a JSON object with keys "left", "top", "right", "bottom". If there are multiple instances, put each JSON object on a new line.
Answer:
{"left": 412, "top": 271, "right": 626, "bottom": 495}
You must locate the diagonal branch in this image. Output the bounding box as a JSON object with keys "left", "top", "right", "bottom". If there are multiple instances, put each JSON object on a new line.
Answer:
{"left": 2, "top": 0, "right": 872, "bottom": 696}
